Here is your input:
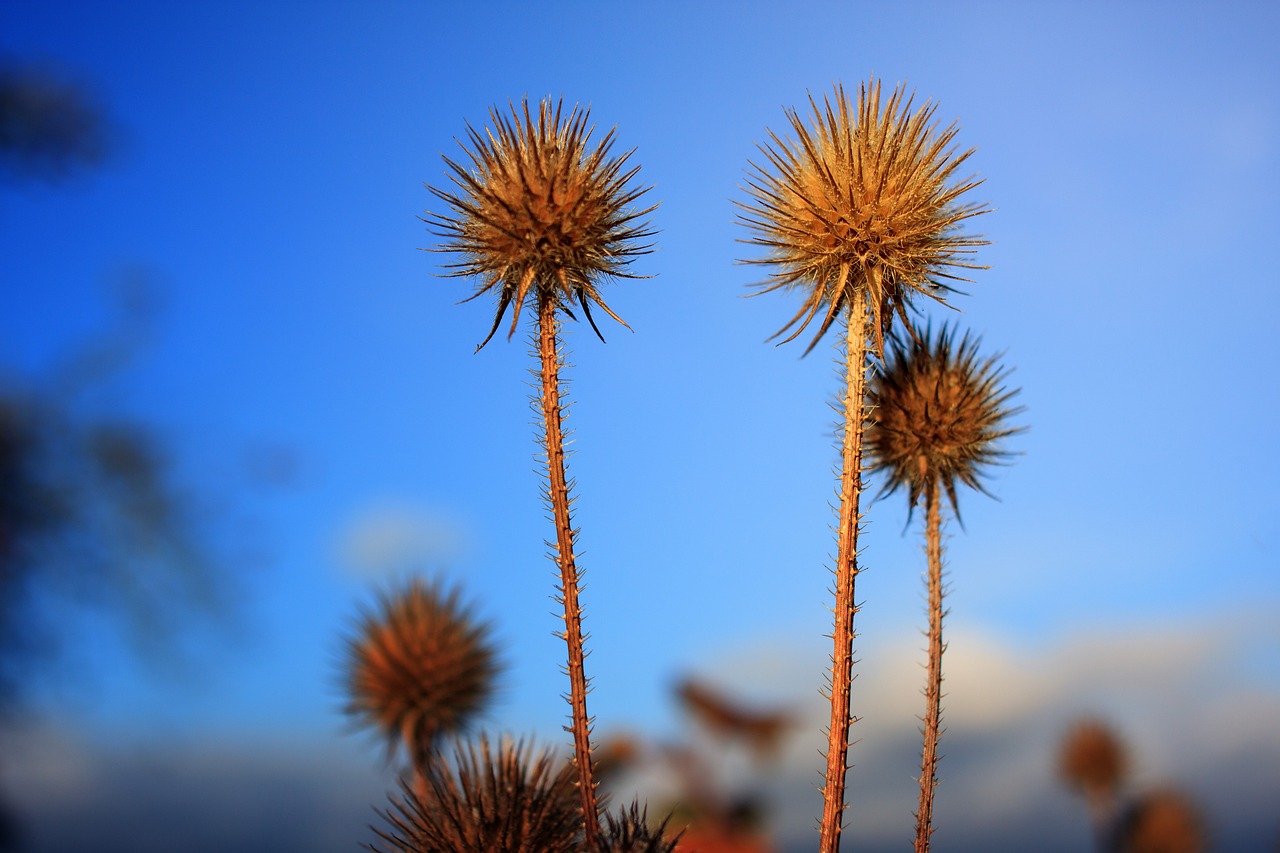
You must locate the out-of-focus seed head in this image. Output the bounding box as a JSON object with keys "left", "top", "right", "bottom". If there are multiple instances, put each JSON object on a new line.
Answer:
{"left": 344, "top": 578, "right": 500, "bottom": 761}
{"left": 369, "top": 735, "right": 581, "bottom": 853}
{"left": 866, "top": 323, "right": 1023, "bottom": 517}
{"left": 425, "top": 97, "right": 657, "bottom": 351}
{"left": 1117, "top": 789, "right": 1208, "bottom": 853}
{"left": 600, "top": 801, "right": 680, "bottom": 853}
{"left": 1058, "top": 718, "right": 1129, "bottom": 801}
{"left": 739, "top": 79, "right": 989, "bottom": 357}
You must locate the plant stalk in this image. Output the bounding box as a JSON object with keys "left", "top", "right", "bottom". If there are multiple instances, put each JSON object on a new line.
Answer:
{"left": 819, "top": 288, "right": 868, "bottom": 853}
{"left": 536, "top": 292, "right": 602, "bottom": 849}
{"left": 914, "top": 478, "right": 945, "bottom": 852}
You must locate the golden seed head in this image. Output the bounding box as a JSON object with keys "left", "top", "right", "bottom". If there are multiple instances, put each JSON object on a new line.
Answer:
{"left": 370, "top": 735, "right": 581, "bottom": 853}
{"left": 344, "top": 579, "right": 500, "bottom": 759}
{"left": 739, "top": 79, "right": 989, "bottom": 356}
{"left": 866, "top": 323, "right": 1023, "bottom": 516}
{"left": 425, "top": 97, "right": 657, "bottom": 351}
{"left": 1058, "top": 718, "right": 1129, "bottom": 799}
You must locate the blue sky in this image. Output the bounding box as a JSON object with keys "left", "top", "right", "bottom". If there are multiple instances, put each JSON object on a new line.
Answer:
{"left": 2, "top": 2, "right": 1278, "bottom": 850}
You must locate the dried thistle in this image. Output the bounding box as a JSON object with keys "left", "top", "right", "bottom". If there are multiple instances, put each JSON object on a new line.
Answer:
{"left": 1117, "top": 789, "right": 1208, "bottom": 853}
{"left": 368, "top": 735, "right": 581, "bottom": 853}
{"left": 739, "top": 79, "right": 988, "bottom": 358}
{"left": 1059, "top": 718, "right": 1129, "bottom": 803}
{"left": 344, "top": 578, "right": 500, "bottom": 773}
{"left": 425, "top": 97, "right": 656, "bottom": 351}
{"left": 738, "top": 80, "right": 988, "bottom": 853}
{"left": 866, "top": 323, "right": 1023, "bottom": 520}
{"left": 865, "top": 324, "right": 1021, "bottom": 852}
{"left": 425, "top": 96, "right": 656, "bottom": 849}
{"left": 600, "top": 802, "right": 680, "bottom": 853}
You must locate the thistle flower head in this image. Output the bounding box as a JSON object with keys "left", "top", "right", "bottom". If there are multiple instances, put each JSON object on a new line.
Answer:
{"left": 1058, "top": 718, "right": 1129, "bottom": 801}
{"left": 866, "top": 323, "right": 1023, "bottom": 518}
{"left": 344, "top": 578, "right": 500, "bottom": 760}
{"left": 739, "top": 79, "right": 989, "bottom": 357}
{"left": 369, "top": 734, "right": 581, "bottom": 853}
{"left": 426, "top": 97, "right": 657, "bottom": 351}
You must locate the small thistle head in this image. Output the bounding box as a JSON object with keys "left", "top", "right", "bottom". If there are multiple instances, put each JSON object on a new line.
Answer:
{"left": 344, "top": 578, "right": 500, "bottom": 761}
{"left": 425, "top": 97, "right": 657, "bottom": 351}
{"left": 866, "top": 323, "right": 1023, "bottom": 518}
{"left": 739, "top": 79, "right": 988, "bottom": 357}
{"left": 1117, "top": 789, "right": 1208, "bottom": 853}
{"left": 368, "top": 735, "right": 581, "bottom": 853}
{"left": 600, "top": 801, "right": 681, "bottom": 853}
{"left": 1058, "top": 718, "right": 1129, "bottom": 801}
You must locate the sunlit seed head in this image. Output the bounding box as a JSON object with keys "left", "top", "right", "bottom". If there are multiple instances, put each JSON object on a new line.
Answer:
{"left": 425, "top": 97, "right": 657, "bottom": 351}
{"left": 866, "top": 323, "right": 1023, "bottom": 518}
{"left": 739, "top": 79, "right": 989, "bottom": 356}
{"left": 1057, "top": 718, "right": 1128, "bottom": 800}
{"left": 369, "top": 735, "right": 581, "bottom": 853}
{"left": 344, "top": 578, "right": 500, "bottom": 760}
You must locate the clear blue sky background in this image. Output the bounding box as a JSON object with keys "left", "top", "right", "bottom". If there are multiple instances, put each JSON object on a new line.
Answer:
{"left": 2, "top": 3, "right": 1278, "bottom": 851}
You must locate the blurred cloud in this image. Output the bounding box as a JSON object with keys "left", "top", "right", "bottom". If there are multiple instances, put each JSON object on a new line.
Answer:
{"left": 621, "top": 608, "right": 1280, "bottom": 852}
{"left": 1, "top": 610, "right": 1276, "bottom": 851}
{"left": 334, "top": 501, "right": 468, "bottom": 578}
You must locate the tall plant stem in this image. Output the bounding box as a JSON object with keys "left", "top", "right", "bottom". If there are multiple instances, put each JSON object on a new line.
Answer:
{"left": 536, "top": 292, "right": 601, "bottom": 849}
{"left": 819, "top": 288, "right": 868, "bottom": 853}
{"left": 914, "top": 479, "right": 945, "bottom": 852}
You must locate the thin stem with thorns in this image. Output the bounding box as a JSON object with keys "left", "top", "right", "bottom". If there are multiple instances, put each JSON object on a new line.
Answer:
{"left": 819, "top": 287, "right": 869, "bottom": 853}
{"left": 914, "top": 478, "right": 945, "bottom": 853}
{"left": 536, "top": 291, "right": 601, "bottom": 849}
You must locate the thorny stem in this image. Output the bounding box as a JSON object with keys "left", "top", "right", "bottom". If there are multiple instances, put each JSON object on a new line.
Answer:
{"left": 536, "top": 292, "right": 602, "bottom": 849}
{"left": 819, "top": 288, "right": 868, "bottom": 853}
{"left": 914, "top": 479, "right": 945, "bottom": 853}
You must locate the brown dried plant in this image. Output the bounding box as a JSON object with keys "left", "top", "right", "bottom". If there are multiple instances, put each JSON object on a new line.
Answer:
{"left": 344, "top": 578, "right": 500, "bottom": 778}
{"left": 866, "top": 324, "right": 1021, "bottom": 852}
{"left": 425, "top": 96, "right": 656, "bottom": 849}
{"left": 600, "top": 802, "right": 681, "bottom": 853}
{"left": 1117, "top": 789, "right": 1208, "bottom": 853}
{"left": 1059, "top": 718, "right": 1131, "bottom": 850}
{"left": 738, "top": 79, "right": 988, "bottom": 853}
{"left": 369, "top": 734, "right": 581, "bottom": 853}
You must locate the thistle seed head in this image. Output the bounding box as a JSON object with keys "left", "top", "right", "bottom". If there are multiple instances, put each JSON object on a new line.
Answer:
{"left": 1117, "top": 789, "right": 1208, "bottom": 853}
{"left": 425, "top": 97, "right": 657, "bottom": 351}
{"left": 739, "top": 79, "right": 989, "bottom": 356}
{"left": 369, "top": 734, "right": 581, "bottom": 853}
{"left": 866, "top": 323, "right": 1023, "bottom": 517}
{"left": 600, "top": 801, "right": 680, "bottom": 853}
{"left": 1058, "top": 718, "right": 1129, "bottom": 800}
{"left": 344, "top": 578, "right": 500, "bottom": 760}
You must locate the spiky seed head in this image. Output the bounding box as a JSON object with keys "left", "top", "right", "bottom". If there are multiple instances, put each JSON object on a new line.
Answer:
{"left": 865, "top": 323, "right": 1023, "bottom": 518}
{"left": 1058, "top": 718, "right": 1128, "bottom": 800}
{"left": 344, "top": 578, "right": 500, "bottom": 760}
{"left": 425, "top": 97, "right": 657, "bottom": 351}
{"left": 600, "top": 802, "right": 681, "bottom": 853}
{"left": 738, "top": 79, "right": 989, "bottom": 357}
{"left": 369, "top": 735, "right": 581, "bottom": 853}
{"left": 1117, "top": 789, "right": 1208, "bottom": 853}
